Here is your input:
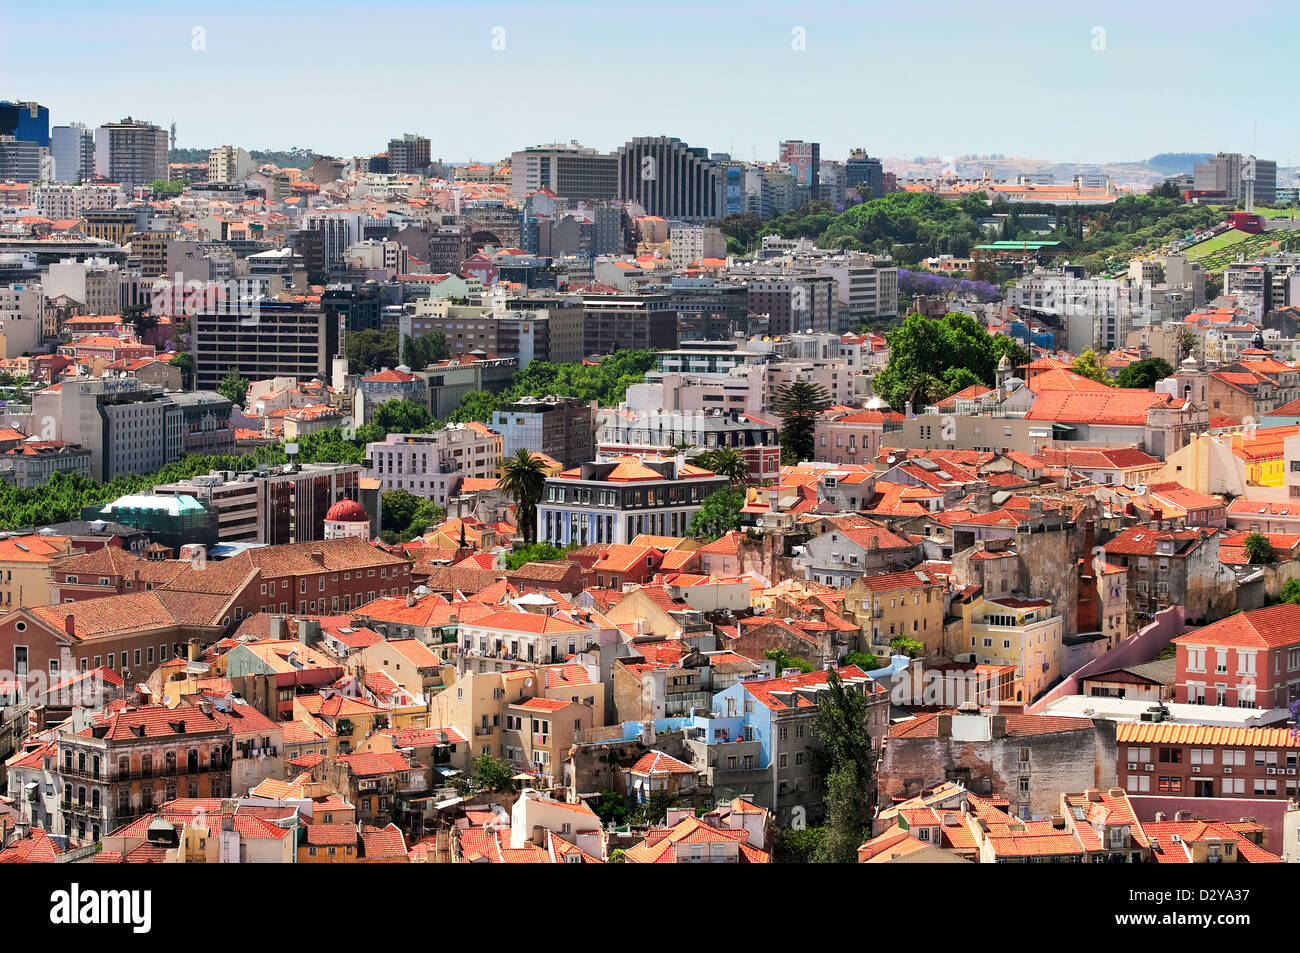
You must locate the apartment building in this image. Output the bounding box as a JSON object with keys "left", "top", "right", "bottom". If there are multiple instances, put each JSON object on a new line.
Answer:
{"left": 1170, "top": 603, "right": 1300, "bottom": 709}
{"left": 366, "top": 425, "right": 503, "bottom": 505}
{"left": 94, "top": 118, "right": 168, "bottom": 189}
{"left": 537, "top": 456, "right": 728, "bottom": 547}
{"left": 55, "top": 702, "right": 233, "bottom": 846}
{"left": 1118, "top": 722, "right": 1300, "bottom": 800}
{"left": 962, "top": 595, "right": 1063, "bottom": 703}
{"left": 578, "top": 290, "right": 677, "bottom": 356}
{"left": 191, "top": 297, "right": 338, "bottom": 392}
{"left": 492, "top": 395, "right": 596, "bottom": 469}
{"left": 31, "top": 377, "right": 183, "bottom": 482}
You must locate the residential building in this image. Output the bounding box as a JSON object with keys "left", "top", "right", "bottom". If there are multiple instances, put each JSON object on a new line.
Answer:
{"left": 1171, "top": 603, "right": 1300, "bottom": 709}
{"left": 538, "top": 456, "right": 728, "bottom": 547}
{"left": 878, "top": 710, "right": 1118, "bottom": 821}
{"left": 55, "top": 702, "right": 233, "bottom": 846}
{"left": 1118, "top": 722, "right": 1300, "bottom": 800}
{"left": 366, "top": 425, "right": 503, "bottom": 505}
{"left": 94, "top": 118, "right": 168, "bottom": 189}
{"left": 492, "top": 395, "right": 596, "bottom": 469}
{"left": 710, "top": 666, "right": 890, "bottom": 824}
{"left": 962, "top": 595, "right": 1064, "bottom": 703}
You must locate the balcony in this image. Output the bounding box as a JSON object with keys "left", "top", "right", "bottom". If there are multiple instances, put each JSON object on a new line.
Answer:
{"left": 474, "top": 726, "right": 494, "bottom": 737}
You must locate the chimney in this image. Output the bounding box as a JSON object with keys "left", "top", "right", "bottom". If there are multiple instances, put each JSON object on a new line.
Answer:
{"left": 936, "top": 713, "right": 953, "bottom": 737}
{"left": 310, "top": 551, "right": 326, "bottom": 567}
{"left": 1175, "top": 809, "right": 1192, "bottom": 822}
{"left": 406, "top": 592, "right": 417, "bottom": 607}
{"left": 187, "top": 639, "right": 199, "bottom": 662}
{"left": 990, "top": 715, "right": 1007, "bottom": 739}
{"left": 1085, "top": 788, "right": 1102, "bottom": 803}
{"left": 1154, "top": 811, "right": 1167, "bottom": 822}
{"left": 269, "top": 615, "right": 286, "bottom": 640}
{"left": 63, "top": 613, "right": 75, "bottom": 636}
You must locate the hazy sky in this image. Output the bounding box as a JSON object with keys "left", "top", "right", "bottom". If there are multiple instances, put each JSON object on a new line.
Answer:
{"left": 11, "top": 0, "right": 1300, "bottom": 166}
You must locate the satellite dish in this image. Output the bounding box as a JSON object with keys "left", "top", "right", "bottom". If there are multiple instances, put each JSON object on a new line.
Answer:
{"left": 523, "top": 678, "right": 533, "bottom": 688}
{"left": 163, "top": 694, "right": 174, "bottom": 707}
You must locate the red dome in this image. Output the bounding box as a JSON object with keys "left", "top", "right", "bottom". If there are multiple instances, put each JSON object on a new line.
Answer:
{"left": 326, "top": 498, "right": 368, "bottom": 523}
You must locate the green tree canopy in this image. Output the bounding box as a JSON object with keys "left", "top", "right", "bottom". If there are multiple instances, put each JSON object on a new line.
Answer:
{"left": 1243, "top": 532, "right": 1276, "bottom": 565}
{"left": 764, "top": 648, "right": 815, "bottom": 674}
{"left": 1114, "top": 357, "right": 1174, "bottom": 390}
{"left": 371, "top": 399, "right": 434, "bottom": 434}
{"left": 346, "top": 329, "right": 400, "bottom": 375}
{"left": 218, "top": 369, "right": 251, "bottom": 406}
{"left": 694, "top": 446, "right": 751, "bottom": 485}
{"left": 402, "top": 331, "right": 449, "bottom": 372}
{"left": 1070, "top": 349, "right": 1114, "bottom": 385}
{"left": 688, "top": 487, "right": 745, "bottom": 540}
{"left": 810, "top": 670, "right": 877, "bottom": 863}
{"left": 872, "top": 312, "right": 1029, "bottom": 411}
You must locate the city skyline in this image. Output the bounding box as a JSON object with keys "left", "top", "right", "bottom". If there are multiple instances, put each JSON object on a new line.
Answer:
{"left": 10, "top": 0, "right": 1300, "bottom": 166}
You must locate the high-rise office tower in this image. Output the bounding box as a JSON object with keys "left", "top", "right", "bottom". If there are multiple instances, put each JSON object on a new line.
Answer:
{"left": 51, "top": 123, "right": 95, "bottom": 182}
{"left": 94, "top": 117, "right": 168, "bottom": 189}
{"left": 616, "top": 136, "right": 725, "bottom": 223}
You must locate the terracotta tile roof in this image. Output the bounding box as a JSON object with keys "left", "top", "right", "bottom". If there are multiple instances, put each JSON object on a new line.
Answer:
{"left": 305, "top": 824, "right": 359, "bottom": 846}
{"left": 0, "top": 828, "right": 61, "bottom": 863}
{"left": 631, "top": 750, "right": 696, "bottom": 775}
{"left": 1025, "top": 389, "right": 1179, "bottom": 426}
{"left": 742, "top": 665, "right": 881, "bottom": 712}
{"left": 1145, "top": 819, "right": 1282, "bottom": 863}
{"left": 593, "top": 544, "right": 660, "bottom": 574}
{"left": 336, "top": 751, "right": 413, "bottom": 777}
{"left": 360, "top": 823, "right": 408, "bottom": 860}
{"left": 79, "top": 702, "right": 226, "bottom": 741}
{"left": 0, "top": 534, "right": 69, "bottom": 563}
{"left": 468, "top": 609, "right": 588, "bottom": 635}
{"left": 1116, "top": 721, "right": 1300, "bottom": 748}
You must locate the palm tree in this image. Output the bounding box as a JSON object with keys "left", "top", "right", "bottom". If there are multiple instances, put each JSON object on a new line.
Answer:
{"left": 904, "top": 373, "right": 945, "bottom": 412}
{"left": 772, "top": 380, "right": 833, "bottom": 464}
{"left": 500, "top": 448, "right": 547, "bottom": 545}
{"left": 700, "top": 445, "right": 751, "bottom": 486}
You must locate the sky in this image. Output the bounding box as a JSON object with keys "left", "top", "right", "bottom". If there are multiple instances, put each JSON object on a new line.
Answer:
{"left": 10, "top": 0, "right": 1300, "bottom": 167}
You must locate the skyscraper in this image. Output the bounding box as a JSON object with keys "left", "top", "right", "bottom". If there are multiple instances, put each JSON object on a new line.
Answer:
{"left": 845, "top": 149, "right": 884, "bottom": 202}
{"left": 0, "top": 101, "right": 49, "bottom": 147}
{"left": 1193, "top": 153, "right": 1277, "bottom": 206}
{"left": 387, "top": 134, "right": 431, "bottom": 175}
{"left": 51, "top": 123, "right": 95, "bottom": 182}
{"left": 779, "top": 140, "right": 821, "bottom": 200}
{"left": 509, "top": 142, "right": 619, "bottom": 202}
{"left": 94, "top": 117, "right": 168, "bottom": 189}
{"left": 616, "top": 136, "right": 725, "bottom": 223}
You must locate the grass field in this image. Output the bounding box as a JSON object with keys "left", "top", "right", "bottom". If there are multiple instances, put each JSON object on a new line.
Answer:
{"left": 1246, "top": 206, "right": 1300, "bottom": 220}
{"left": 1184, "top": 228, "right": 1255, "bottom": 259}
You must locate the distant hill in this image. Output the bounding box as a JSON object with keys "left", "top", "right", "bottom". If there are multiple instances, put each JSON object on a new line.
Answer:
{"left": 168, "top": 147, "right": 313, "bottom": 169}
{"left": 1143, "top": 153, "right": 1212, "bottom": 174}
